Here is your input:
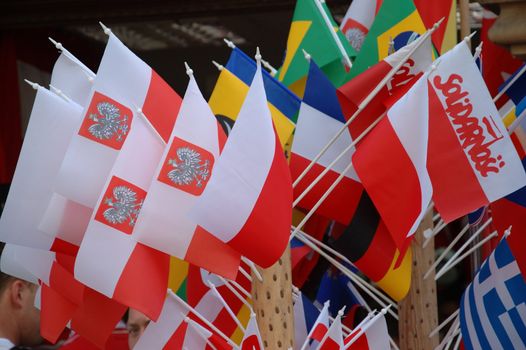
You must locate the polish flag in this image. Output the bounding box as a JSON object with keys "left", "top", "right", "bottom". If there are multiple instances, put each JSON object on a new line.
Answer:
{"left": 353, "top": 74, "right": 433, "bottom": 250}
{"left": 304, "top": 301, "right": 330, "bottom": 349}
{"left": 318, "top": 312, "right": 344, "bottom": 350}
{"left": 338, "top": 35, "right": 433, "bottom": 141}
{"left": 240, "top": 314, "right": 264, "bottom": 350}
{"left": 73, "top": 96, "right": 170, "bottom": 320}
{"left": 344, "top": 312, "right": 389, "bottom": 350}
{"left": 189, "top": 60, "right": 292, "bottom": 268}
{"left": 290, "top": 60, "right": 363, "bottom": 225}
{"left": 427, "top": 41, "right": 526, "bottom": 222}
{"left": 340, "top": 0, "right": 382, "bottom": 52}
{"left": 40, "top": 48, "right": 96, "bottom": 247}
{"left": 133, "top": 75, "right": 241, "bottom": 279}
{"left": 54, "top": 32, "right": 181, "bottom": 208}
{"left": 0, "top": 86, "right": 82, "bottom": 250}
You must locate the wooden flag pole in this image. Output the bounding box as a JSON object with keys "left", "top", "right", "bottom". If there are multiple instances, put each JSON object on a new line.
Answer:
{"left": 398, "top": 212, "right": 439, "bottom": 350}
{"left": 251, "top": 246, "right": 295, "bottom": 349}
{"left": 459, "top": 0, "right": 471, "bottom": 49}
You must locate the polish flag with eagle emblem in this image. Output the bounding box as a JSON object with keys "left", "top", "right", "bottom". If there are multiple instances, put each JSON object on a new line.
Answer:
{"left": 133, "top": 75, "right": 242, "bottom": 279}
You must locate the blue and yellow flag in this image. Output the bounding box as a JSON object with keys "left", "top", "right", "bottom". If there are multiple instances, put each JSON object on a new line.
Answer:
{"left": 209, "top": 47, "right": 300, "bottom": 149}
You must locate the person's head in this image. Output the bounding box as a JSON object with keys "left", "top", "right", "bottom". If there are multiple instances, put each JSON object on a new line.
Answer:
{"left": 126, "top": 309, "right": 150, "bottom": 349}
{"left": 0, "top": 243, "right": 42, "bottom": 346}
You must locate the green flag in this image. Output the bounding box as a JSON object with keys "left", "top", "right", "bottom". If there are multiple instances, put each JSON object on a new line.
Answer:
{"left": 277, "top": 0, "right": 356, "bottom": 96}
{"left": 348, "top": 0, "right": 426, "bottom": 81}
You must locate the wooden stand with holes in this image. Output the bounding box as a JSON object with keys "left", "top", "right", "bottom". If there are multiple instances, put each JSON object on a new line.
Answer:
{"left": 398, "top": 213, "right": 440, "bottom": 349}
{"left": 251, "top": 245, "right": 295, "bottom": 349}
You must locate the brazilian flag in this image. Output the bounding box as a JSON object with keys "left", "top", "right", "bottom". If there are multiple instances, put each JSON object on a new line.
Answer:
{"left": 277, "top": 0, "right": 356, "bottom": 96}
{"left": 348, "top": 0, "right": 427, "bottom": 81}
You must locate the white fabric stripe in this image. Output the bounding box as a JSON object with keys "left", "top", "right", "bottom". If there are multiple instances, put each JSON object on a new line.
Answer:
{"left": 430, "top": 42, "right": 526, "bottom": 202}
{"left": 365, "top": 314, "right": 390, "bottom": 350}
{"left": 38, "top": 193, "right": 91, "bottom": 246}
{"left": 51, "top": 52, "right": 94, "bottom": 106}
{"left": 388, "top": 75, "right": 432, "bottom": 237}
{"left": 134, "top": 76, "right": 219, "bottom": 258}
{"left": 54, "top": 33, "right": 152, "bottom": 208}
{"left": 0, "top": 244, "right": 43, "bottom": 284}
{"left": 74, "top": 221, "right": 136, "bottom": 297}
{"left": 498, "top": 309, "right": 526, "bottom": 348}
{"left": 190, "top": 63, "right": 275, "bottom": 242}
{"left": 340, "top": 0, "right": 376, "bottom": 31}
{"left": 293, "top": 294, "right": 309, "bottom": 350}
{"left": 0, "top": 87, "right": 81, "bottom": 250}
{"left": 487, "top": 253, "right": 521, "bottom": 310}
{"left": 292, "top": 103, "right": 358, "bottom": 180}
{"left": 134, "top": 292, "right": 188, "bottom": 350}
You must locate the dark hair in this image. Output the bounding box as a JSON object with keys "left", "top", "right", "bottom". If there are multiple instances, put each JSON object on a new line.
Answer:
{"left": 0, "top": 242, "right": 15, "bottom": 293}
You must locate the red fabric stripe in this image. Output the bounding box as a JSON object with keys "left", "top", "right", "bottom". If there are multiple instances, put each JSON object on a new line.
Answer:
{"left": 227, "top": 133, "right": 292, "bottom": 268}
{"left": 113, "top": 243, "right": 169, "bottom": 321}
{"left": 41, "top": 284, "right": 77, "bottom": 344}
{"left": 427, "top": 83, "right": 489, "bottom": 222}
{"left": 163, "top": 322, "right": 188, "bottom": 350}
{"left": 50, "top": 262, "right": 84, "bottom": 305}
{"left": 353, "top": 221, "right": 396, "bottom": 282}
{"left": 353, "top": 117, "right": 423, "bottom": 250}
{"left": 142, "top": 70, "right": 182, "bottom": 143}
{"left": 71, "top": 288, "right": 127, "bottom": 349}
{"left": 290, "top": 153, "right": 362, "bottom": 225}
{"left": 414, "top": 0, "right": 452, "bottom": 52}
{"left": 311, "top": 323, "right": 329, "bottom": 341}
{"left": 319, "top": 337, "right": 341, "bottom": 350}
{"left": 185, "top": 226, "right": 241, "bottom": 280}
{"left": 344, "top": 331, "right": 370, "bottom": 349}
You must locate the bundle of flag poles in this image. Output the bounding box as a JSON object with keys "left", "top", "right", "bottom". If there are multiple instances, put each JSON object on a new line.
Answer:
{"left": 1, "top": 0, "right": 526, "bottom": 349}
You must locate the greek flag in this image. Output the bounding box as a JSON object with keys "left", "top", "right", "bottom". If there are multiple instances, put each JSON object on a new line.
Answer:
{"left": 460, "top": 238, "right": 526, "bottom": 350}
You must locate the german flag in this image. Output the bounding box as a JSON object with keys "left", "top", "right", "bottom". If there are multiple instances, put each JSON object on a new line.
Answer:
{"left": 329, "top": 190, "right": 411, "bottom": 301}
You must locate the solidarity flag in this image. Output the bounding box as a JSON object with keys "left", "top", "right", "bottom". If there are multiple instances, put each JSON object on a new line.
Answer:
{"left": 459, "top": 238, "right": 526, "bottom": 350}
{"left": 291, "top": 60, "right": 362, "bottom": 225}
{"left": 293, "top": 292, "right": 320, "bottom": 350}
{"left": 278, "top": 0, "right": 356, "bottom": 95}
{"left": 480, "top": 8, "right": 523, "bottom": 100}
{"left": 0, "top": 85, "right": 82, "bottom": 250}
{"left": 353, "top": 74, "right": 432, "bottom": 250}
{"left": 344, "top": 312, "right": 390, "bottom": 350}
{"left": 427, "top": 41, "right": 526, "bottom": 222}
{"left": 328, "top": 192, "right": 412, "bottom": 301}
{"left": 240, "top": 314, "right": 264, "bottom": 350}
{"left": 133, "top": 75, "right": 241, "bottom": 279}
{"left": 414, "top": 0, "right": 456, "bottom": 54}
{"left": 340, "top": 0, "right": 382, "bottom": 53}
{"left": 190, "top": 61, "right": 292, "bottom": 268}
{"left": 349, "top": 0, "right": 426, "bottom": 80}
{"left": 54, "top": 32, "right": 181, "bottom": 208}
{"left": 338, "top": 34, "right": 432, "bottom": 141}
{"left": 208, "top": 47, "right": 300, "bottom": 148}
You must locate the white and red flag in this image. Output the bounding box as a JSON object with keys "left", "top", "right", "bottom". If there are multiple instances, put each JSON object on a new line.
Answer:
{"left": 343, "top": 312, "right": 390, "bottom": 350}
{"left": 133, "top": 75, "right": 241, "bottom": 279}
{"left": 73, "top": 85, "right": 170, "bottom": 321}
{"left": 318, "top": 311, "right": 344, "bottom": 350}
{"left": 352, "top": 74, "right": 433, "bottom": 250}
{"left": 340, "top": 0, "right": 382, "bottom": 52}
{"left": 54, "top": 32, "right": 181, "bottom": 208}
{"left": 338, "top": 35, "right": 433, "bottom": 142}
{"left": 240, "top": 313, "right": 264, "bottom": 350}
{"left": 0, "top": 85, "right": 82, "bottom": 251}
{"left": 190, "top": 60, "right": 292, "bottom": 268}
{"left": 427, "top": 41, "right": 526, "bottom": 222}
{"left": 304, "top": 301, "right": 330, "bottom": 350}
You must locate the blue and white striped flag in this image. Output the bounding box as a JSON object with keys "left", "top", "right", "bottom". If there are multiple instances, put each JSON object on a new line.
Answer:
{"left": 460, "top": 238, "right": 526, "bottom": 350}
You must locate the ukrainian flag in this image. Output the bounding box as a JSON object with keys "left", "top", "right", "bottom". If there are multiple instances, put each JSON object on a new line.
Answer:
{"left": 209, "top": 47, "right": 300, "bottom": 149}
{"left": 349, "top": 0, "right": 427, "bottom": 80}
